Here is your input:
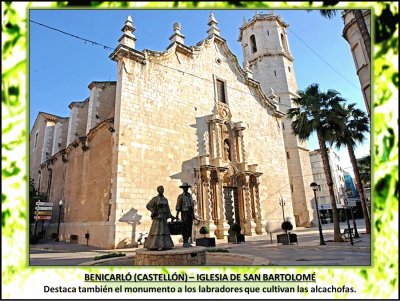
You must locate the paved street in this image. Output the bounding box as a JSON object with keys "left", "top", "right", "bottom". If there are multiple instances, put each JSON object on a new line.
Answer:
{"left": 30, "top": 219, "right": 370, "bottom": 266}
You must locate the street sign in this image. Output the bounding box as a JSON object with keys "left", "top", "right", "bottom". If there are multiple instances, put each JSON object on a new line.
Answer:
{"left": 35, "top": 211, "right": 52, "bottom": 215}
{"left": 343, "top": 197, "right": 357, "bottom": 207}
{"left": 320, "top": 204, "right": 332, "bottom": 210}
{"left": 35, "top": 206, "right": 53, "bottom": 211}
{"left": 34, "top": 215, "right": 51, "bottom": 220}
{"left": 35, "top": 202, "right": 53, "bottom": 207}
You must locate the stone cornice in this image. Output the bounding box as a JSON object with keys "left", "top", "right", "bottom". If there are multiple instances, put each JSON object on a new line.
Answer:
{"left": 239, "top": 13, "right": 288, "bottom": 41}
{"left": 342, "top": 10, "right": 371, "bottom": 41}
{"left": 44, "top": 117, "right": 115, "bottom": 161}
{"left": 248, "top": 51, "right": 294, "bottom": 64}
{"left": 87, "top": 117, "right": 114, "bottom": 141}
{"left": 110, "top": 32, "right": 284, "bottom": 118}
{"left": 88, "top": 81, "right": 116, "bottom": 91}
{"left": 109, "top": 44, "right": 146, "bottom": 64}
{"left": 245, "top": 78, "right": 284, "bottom": 118}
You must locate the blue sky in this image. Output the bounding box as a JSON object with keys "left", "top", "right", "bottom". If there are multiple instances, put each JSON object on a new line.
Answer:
{"left": 29, "top": 9, "right": 371, "bottom": 174}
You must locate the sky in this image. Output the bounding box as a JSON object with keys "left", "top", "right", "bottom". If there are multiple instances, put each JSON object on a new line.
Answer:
{"left": 29, "top": 8, "right": 371, "bottom": 176}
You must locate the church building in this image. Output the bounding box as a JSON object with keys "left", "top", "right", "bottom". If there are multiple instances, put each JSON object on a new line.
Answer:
{"left": 30, "top": 12, "right": 315, "bottom": 248}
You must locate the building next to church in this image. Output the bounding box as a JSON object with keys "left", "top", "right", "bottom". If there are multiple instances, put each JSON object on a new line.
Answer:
{"left": 30, "top": 12, "right": 316, "bottom": 249}
{"left": 309, "top": 148, "right": 347, "bottom": 223}
{"left": 342, "top": 10, "right": 371, "bottom": 116}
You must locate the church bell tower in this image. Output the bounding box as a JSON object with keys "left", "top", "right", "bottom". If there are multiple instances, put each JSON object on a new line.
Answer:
{"left": 239, "top": 12, "right": 315, "bottom": 227}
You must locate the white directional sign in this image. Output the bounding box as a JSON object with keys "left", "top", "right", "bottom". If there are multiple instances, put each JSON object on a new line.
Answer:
{"left": 35, "top": 202, "right": 53, "bottom": 207}
{"left": 35, "top": 206, "right": 53, "bottom": 211}
{"left": 34, "top": 215, "right": 51, "bottom": 220}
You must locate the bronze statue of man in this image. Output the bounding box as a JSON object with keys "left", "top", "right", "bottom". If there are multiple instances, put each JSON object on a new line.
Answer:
{"left": 144, "top": 186, "right": 175, "bottom": 251}
{"left": 176, "top": 182, "right": 194, "bottom": 247}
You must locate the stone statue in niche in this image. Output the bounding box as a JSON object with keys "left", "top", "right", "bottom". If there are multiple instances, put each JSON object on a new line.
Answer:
{"left": 144, "top": 186, "right": 175, "bottom": 251}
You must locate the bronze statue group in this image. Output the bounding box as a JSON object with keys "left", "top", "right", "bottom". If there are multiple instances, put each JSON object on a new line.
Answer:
{"left": 144, "top": 183, "right": 195, "bottom": 251}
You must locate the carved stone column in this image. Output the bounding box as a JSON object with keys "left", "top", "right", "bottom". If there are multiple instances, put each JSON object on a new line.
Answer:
{"left": 234, "top": 122, "right": 247, "bottom": 168}
{"left": 242, "top": 176, "right": 253, "bottom": 236}
{"left": 207, "top": 121, "right": 215, "bottom": 160}
{"left": 215, "top": 119, "right": 222, "bottom": 161}
{"left": 201, "top": 169, "right": 217, "bottom": 236}
{"left": 215, "top": 170, "right": 229, "bottom": 239}
{"left": 254, "top": 180, "right": 264, "bottom": 234}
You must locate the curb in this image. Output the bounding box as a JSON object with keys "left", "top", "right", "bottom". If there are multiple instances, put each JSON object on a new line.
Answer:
{"left": 79, "top": 254, "right": 136, "bottom": 266}
{"left": 79, "top": 252, "right": 269, "bottom": 266}
{"left": 205, "top": 252, "right": 270, "bottom": 266}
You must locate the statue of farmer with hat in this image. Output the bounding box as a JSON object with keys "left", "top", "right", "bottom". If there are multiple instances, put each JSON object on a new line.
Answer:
{"left": 176, "top": 182, "right": 195, "bottom": 247}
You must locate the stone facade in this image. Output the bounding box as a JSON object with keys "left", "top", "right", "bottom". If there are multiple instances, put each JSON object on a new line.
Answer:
{"left": 342, "top": 10, "right": 371, "bottom": 116}
{"left": 238, "top": 12, "right": 315, "bottom": 227}
{"left": 30, "top": 13, "right": 313, "bottom": 249}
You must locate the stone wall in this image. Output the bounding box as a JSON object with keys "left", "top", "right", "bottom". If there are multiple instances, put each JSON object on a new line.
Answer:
{"left": 64, "top": 126, "right": 112, "bottom": 223}
{"left": 51, "top": 119, "right": 69, "bottom": 156}
{"left": 111, "top": 37, "right": 292, "bottom": 246}
{"left": 67, "top": 100, "right": 89, "bottom": 146}
{"left": 30, "top": 115, "right": 47, "bottom": 186}
{"left": 41, "top": 121, "right": 55, "bottom": 164}
{"left": 87, "top": 81, "right": 116, "bottom": 133}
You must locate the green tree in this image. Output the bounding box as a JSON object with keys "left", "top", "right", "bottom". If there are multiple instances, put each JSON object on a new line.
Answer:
{"left": 357, "top": 155, "right": 371, "bottom": 187}
{"left": 287, "top": 83, "right": 345, "bottom": 242}
{"left": 330, "top": 104, "right": 371, "bottom": 233}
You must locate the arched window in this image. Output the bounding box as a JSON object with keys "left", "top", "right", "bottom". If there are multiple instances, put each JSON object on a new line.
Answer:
{"left": 281, "top": 33, "right": 288, "bottom": 52}
{"left": 250, "top": 35, "right": 257, "bottom": 53}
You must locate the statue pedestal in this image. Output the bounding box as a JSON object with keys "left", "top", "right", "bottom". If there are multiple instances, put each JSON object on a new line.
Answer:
{"left": 135, "top": 246, "right": 207, "bottom": 266}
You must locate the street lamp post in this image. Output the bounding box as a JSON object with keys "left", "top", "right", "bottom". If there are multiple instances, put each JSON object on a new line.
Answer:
{"left": 310, "top": 182, "right": 326, "bottom": 246}
{"left": 343, "top": 200, "right": 354, "bottom": 246}
{"left": 279, "top": 195, "right": 286, "bottom": 222}
{"left": 346, "top": 197, "right": 360, "bottom": 238}
{"left": 56, "top": 199, "right": 63, "bottom": 242}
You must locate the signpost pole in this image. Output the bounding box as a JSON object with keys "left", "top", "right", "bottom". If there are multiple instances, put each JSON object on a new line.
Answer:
{"left": 349, "top": 203, "right": 360, "bottom": 238}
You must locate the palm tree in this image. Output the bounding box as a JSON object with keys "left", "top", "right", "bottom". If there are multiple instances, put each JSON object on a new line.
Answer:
{"left": 287, "top": 83, "right": 345, "bottom": 242}
{"left": 353, "top": 10, "right": 371, "bottom": 61}
{"left": 329, "top": 103, "right": 371, "bottom": 234}
{"left": 357, "top": 155, "right": 371, "bottom": 187}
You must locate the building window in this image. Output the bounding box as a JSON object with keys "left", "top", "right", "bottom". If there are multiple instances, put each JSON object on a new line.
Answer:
{"left": 250, "top": 34, "right": 257, "bottom": 53}
{"left": 290, "top": 184, "right": 294, "bottom": 193}
{"left": 278, "top": 96, "right": 281, "bottom": 103}
{"left": 216, "top": 79, "right": 227, "bottom": 104}
{"left": 267, "top": 30, "right": 269, "bottom": 36}
{"left": 281, "top": 33, "right": 289, "bottom": 52}
{"left": 282, "top": 122, "right": 285, "bottom": 130}
{"left": 352, "top": 42, "right": 366, "bottom": 70}
{"left": 288, "top": 66, "right": 291, "bottom": 72}
{"left": 274, "top": 70, "right": 276, "bottom": 76}
{"left": 34, "top": 132, "right": 39, "bottom": 148}
{"left": 286, "top": 151, "right": 290, "bottom": 159}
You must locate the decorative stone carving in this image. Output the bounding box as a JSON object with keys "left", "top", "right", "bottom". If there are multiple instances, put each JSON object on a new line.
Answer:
{"left": 217, "top": 102, "right": 232, "bottom": 120}
{"left": 203, "top": 131, "right": 210, "bottom": 155}
{"left": 267, "top": 87, "right": 278, "bottom": 104}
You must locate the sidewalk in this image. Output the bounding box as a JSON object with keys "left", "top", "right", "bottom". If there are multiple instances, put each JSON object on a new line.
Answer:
{"left": 30, "top": 219, "right": 370, "bottom": 266}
